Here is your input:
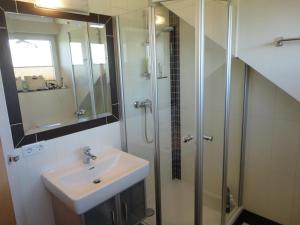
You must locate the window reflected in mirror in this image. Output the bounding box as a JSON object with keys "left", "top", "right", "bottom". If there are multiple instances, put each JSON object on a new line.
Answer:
{"left": 6, "top": 13, "right": 112, "bottom": 135}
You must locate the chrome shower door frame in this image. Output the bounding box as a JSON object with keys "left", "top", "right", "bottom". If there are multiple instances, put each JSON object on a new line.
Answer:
{"left": 148, "top": 6, "right": 162, "bottom": 225}
{"left": 195, "top": 0, "right": 206, "bottom": 224}
{"left": 221, "top": 0, "right": 234, "bottom": 225}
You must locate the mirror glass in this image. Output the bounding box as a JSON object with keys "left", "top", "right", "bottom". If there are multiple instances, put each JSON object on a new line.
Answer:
{"left": 5, "top": 13, "right": 112, "bottom": 135}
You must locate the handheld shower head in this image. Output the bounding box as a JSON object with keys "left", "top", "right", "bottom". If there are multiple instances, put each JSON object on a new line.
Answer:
{"left": 156, "top": 26, "right": 174, "bottom": 37}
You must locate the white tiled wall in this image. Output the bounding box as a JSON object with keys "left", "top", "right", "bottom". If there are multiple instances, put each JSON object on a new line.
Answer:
{"left": 244, "top": 68, "right": 300, "bottom": 225}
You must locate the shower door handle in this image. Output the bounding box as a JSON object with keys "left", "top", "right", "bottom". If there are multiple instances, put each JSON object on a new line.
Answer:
{"left": 183, "top": 135, "right": 194, "bottom": 143}
{"left": 183, "top": 135, "right": 214, "bottom": 143}
{"left": 203, "top": 135, "right": 213, "bottom": 142}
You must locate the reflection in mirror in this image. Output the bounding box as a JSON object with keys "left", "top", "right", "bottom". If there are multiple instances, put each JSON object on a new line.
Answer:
{"left": 5, "top": 13, "right": 112, "bottom": 135}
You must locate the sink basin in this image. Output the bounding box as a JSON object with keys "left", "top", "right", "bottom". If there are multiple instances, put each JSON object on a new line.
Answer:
{"left": 42, "top": 148, "right": 149, "bottom": 214}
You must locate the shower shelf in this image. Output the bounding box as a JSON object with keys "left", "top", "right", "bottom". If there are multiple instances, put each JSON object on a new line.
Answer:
{"left": 157, "top": 76, "right": 168, "bottom": 79}
{"left": 142, "top": 73, "right": 168, "bottom": 80}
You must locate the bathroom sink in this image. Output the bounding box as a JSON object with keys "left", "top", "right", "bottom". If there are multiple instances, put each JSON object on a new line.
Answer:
{"left": 42, "top": 148, "right": 149, "bottom": 214}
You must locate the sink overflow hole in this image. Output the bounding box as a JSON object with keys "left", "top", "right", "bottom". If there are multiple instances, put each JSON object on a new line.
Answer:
{"left": 93, "top": 179, "right": 101, "bottom": 184}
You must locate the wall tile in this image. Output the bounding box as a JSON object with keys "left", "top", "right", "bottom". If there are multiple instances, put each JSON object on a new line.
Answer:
{"left": 274, "top": 88, "right": 300, "bottom": 122}
{"left": 244, "top": 116, "right": 273, "bottom": 216}
{"left": 248, "top": 69, "right": 276, "bottom": 117}
{"left": 291, "top": 144, "right": 300, "bottom": 225}
{"left": 244, "top": 69, "right": 300, "bottom": 225}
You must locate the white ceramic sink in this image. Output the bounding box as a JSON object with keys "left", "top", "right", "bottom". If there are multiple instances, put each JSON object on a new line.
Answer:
{"left": 42, "top": 148, "right": 149, "bottom": 214}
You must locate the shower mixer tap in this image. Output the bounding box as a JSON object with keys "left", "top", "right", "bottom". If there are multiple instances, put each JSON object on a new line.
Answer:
{"left": 133, "top": 99, "right": 152, "bottom": 113}
{"left": 133, "top": 99, "right": 153, "bottom": 144}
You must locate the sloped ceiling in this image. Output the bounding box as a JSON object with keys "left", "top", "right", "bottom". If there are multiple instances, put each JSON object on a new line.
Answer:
{"left": 237, "top": 0, "right": 300, "bottom": 102}
{"left": 162, "top": 0, "right": 228, "bottom": 48}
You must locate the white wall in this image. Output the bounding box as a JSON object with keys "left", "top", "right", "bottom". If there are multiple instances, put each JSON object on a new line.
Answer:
{"left": 244, "top": 68, "right": 300, "bottom": 225}
{"left": 237, "top": 0, "right": 300, "bottom": 102}
{"left": 18, "top": 89, "right": 76, "bottom": 133}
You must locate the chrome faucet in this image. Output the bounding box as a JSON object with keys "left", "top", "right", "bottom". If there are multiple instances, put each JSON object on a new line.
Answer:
{"left": 133, "top": 99, "right": 152, "bottom": 113}
{"left": 82, "top": 146, "right": 97, "bottom": 164}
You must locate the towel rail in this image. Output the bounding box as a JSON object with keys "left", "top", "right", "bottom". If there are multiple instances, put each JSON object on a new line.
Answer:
{"left": 274, "top": 36, "right": 300, "bottom": 47}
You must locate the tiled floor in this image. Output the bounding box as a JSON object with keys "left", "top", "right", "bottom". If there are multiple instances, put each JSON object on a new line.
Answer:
{"left": 233, "top": 210, "right": 282, "bottom": 225}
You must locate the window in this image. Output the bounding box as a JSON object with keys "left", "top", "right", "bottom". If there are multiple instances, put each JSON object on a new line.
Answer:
{"left": 70, "top": 42, "right": 106, "bottom": 65}
{"left": 9, "top": 35, "right": 58, "bottom": 80}
{"left": 90, "top": 43, "right": 106, "bottom": 64}
{"left": 70, "top": 42, "right": 84, "bottom": 65}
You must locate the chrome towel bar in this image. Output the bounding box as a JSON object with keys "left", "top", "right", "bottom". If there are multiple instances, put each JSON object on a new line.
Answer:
{"left": 274, "top": 36, "right": 300, "bottom": 47}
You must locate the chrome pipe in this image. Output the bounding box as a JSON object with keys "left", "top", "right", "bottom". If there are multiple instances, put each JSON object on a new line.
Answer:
{"left": 149, "top": 6, "right": 162, "bottom": 225}
{"left": 133, "top": 99, "right": 153, "bottom": 144}
{"left": 221, "top": 1, "right": 233, "bottom": 225}
{"left": 114, "top": 17, "right": 128, "bottom": 152}
{"left": 195, "top": 0, "right": 206, "bottom": 224}
{"left": 238, "top": 64, "right": 250, "bottom": 206}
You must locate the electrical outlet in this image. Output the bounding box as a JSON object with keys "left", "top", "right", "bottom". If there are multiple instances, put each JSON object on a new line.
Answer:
{"left": 22, "top": 142, "right": 45, "bottom": 158}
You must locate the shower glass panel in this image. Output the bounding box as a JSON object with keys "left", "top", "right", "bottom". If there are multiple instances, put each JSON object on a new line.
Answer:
{"left": 87, "top": 24, "right": 112, "bottom": 115}
{"left": 118, "top": 8, "right": 157, "bottom": 225}
{"left": 226, "top": 58, "right": 245, "bottom": 220}
{"left": 202, "top": 0, "right": 228, "bottom": 224}
{"left": 154, "top": 4, "right": 196, "bottom": 225}
{"left": 68, "top": 23, "right": 94, "bottom": 119}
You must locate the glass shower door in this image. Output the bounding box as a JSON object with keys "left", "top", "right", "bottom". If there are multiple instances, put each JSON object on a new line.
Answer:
{"left": 87, "top": 24, "right": 112, "bottom": 116}
{"left": 68, "top": 23, "right": 94, "bottom": 119}
{"left": 118, "top": 7, "right": 157, "bottom": 225}
{"left": 154, "top": 4, "right": 197, "bottom": 225}
{"left": 202, "top": 0, "right": 228, "bottom": 221}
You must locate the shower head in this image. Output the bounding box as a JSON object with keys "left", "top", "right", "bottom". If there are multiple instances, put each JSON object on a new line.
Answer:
{"left": 156, "top": 26, "right": 174, "bottom": 37}
{"left": 162, "top": 26, "right": 174, "bottom": 32}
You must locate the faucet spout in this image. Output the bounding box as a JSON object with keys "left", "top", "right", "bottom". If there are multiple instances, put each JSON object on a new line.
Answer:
{"left": 82, "top": 146, "right": 97, "bottom": 164}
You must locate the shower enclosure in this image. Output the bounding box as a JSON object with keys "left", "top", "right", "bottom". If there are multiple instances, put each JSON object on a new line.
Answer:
{"left": 116, "top": 0, "right": 246, "bottom": 225}
{"left": 68, "top": 22, "right": 112, "bottom": 120}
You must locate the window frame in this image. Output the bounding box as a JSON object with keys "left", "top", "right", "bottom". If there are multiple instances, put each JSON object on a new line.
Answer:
{"left": 9, "top": 33, "right": 61, "bottom": 81}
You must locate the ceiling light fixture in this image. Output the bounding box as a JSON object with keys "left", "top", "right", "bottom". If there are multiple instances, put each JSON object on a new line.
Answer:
{"left": 35, "top": 0, "right": 64, "bottom": 10}
{"left": 89, "top": 24, "right": 105, "bottom": 29}
{"left": 155, "top": 15, "right": 166, "bottom": 25}
{"left": 34, "top": 0, "right": 90, "bottom": 15}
